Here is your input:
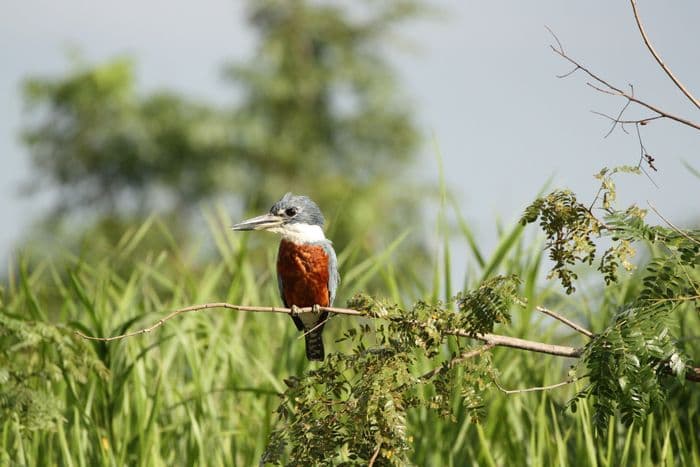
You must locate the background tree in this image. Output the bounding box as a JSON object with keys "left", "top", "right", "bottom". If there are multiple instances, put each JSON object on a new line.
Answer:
{"left": 22, "top": 58, "right": 232, "bottom": 218}
{"left": 224, "top": 0, "right": 424, "bottom": 246}
{"left": 20, "top": 0, "right": 427, "bottom": 267}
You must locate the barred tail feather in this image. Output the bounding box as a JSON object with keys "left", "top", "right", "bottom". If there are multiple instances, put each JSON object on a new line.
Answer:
{"left": 304, "top": 329, "right": 325, "bottom": 361}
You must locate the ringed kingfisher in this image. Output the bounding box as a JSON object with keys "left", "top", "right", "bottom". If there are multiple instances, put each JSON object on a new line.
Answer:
{"left": 231, "top": 193, "right": 339, "bottom": 361}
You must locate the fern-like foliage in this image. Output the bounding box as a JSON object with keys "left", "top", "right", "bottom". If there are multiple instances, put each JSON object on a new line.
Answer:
{"left": 0, "top": 307, "right": 109, "bottom": 432}
{"left": 571, "top": 301, "right": 689, "bottom": 435}
{"left": 262, "top": 277, "right": 519, "bottom": 465}
{"left": 522, "top": 166, "right": 700, "bottom": 293}
{"left": 455, "top": 275, "right": 518, "bottom": 336}
{"left": 524, "top": 167, "right": 699, "bottom": 435}
{"left": 521, "top": 190, "right": 600, "bottom": 293}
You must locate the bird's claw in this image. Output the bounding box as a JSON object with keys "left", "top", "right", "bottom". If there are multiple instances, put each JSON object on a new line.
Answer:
{"left": 311, "top": 304, "right": 321, "bottom": 314}
{"left": 291, "top": 305, "right": 302, "bottom": 317}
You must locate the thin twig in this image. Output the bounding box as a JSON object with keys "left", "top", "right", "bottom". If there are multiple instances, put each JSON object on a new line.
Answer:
{"left": 611, "top": 115, "right": 664, "bottom": 126}
{"left": 634, "top": 124, "right": 659, "bottom": 186}
{"left": 534, "top": 305, "right": 595, "bottom": 338}
{"left": 493, "top": 377, "right": 577, "bottom": 395}
{"left": 368, "top": 442, "right": 382, "bottom": 467}
{"left": 515, "top": 298, "right": 594, "bottom": 338}
{"left": 601, "top": 87, "right": 634, "bottom": 138}
{"left": 74, "top": 303, "right": 363, "bottom": 342}
{"left": 588, "top": 185, "right": 605, "bottom": 213}
{"left": 585, "top": 82, "right": 618, "bottom": 96}
{"left": 635, "top": 123, "right": 648, "bottom": 168}
{"left": 545, "top": 25, "right": 564, "bottom": 53}
{"left": 630, "top": 0, "right": 700, "bottom": 109}
{"left": 647, "top": 201, "right": 700, "bottom": 246}
{"left": 591, "top": 111, "right": 663, "bottom": 127}
{"left": 297, "top": 314, "right": 332, "bottom": 340}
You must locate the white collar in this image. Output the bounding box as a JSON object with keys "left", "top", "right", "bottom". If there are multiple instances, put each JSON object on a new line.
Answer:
{"left": 269, "top": 223, "right": 327, "bottom": 244}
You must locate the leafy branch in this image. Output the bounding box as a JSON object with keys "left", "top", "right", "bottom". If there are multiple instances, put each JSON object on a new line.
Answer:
{"left": 73, "top": 295, "right": 699, "bottom": 384}
{"left": 70, "top": 161, "right": 700, "bottom": 463}
{"left": 75, "top": 274, "right": 699, "bottom": 463}
{"left": 75, "top": 297, "right": 582, "bottom": 358}
{"left": 520, "top": 166, "right": 699, "bottom": 437}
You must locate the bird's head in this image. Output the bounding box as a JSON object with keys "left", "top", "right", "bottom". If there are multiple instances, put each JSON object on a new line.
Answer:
{"left": 231, "top": 193, "right": 327, "bottom": 243}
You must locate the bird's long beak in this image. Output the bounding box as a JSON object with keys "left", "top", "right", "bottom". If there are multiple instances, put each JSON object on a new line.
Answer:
{"left": 231, "top": 213, "right": 285, "bottom": 231}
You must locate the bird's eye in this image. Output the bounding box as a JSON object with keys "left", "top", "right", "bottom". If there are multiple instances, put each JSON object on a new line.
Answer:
{"left": 285, "top": 207, "right": 298, "bottom": 217}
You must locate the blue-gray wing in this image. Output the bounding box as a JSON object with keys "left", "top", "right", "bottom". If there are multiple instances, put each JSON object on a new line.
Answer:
{"left": 276, "top": 272, "right": 288, "bottom": 307}
{"left": 321, "top": 242, "right": 340, "bottom": 306}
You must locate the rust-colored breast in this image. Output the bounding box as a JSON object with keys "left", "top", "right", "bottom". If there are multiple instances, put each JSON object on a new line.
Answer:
{"left": 277, "top": 240, "right": 330, "bottom": 307}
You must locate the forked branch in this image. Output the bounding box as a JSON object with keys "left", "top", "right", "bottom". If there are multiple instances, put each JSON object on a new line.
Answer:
{"left": 547, "top": 28, "right": 700, "bottom": 133}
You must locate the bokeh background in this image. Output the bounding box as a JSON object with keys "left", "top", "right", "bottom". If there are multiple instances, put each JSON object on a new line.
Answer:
{"left": 2, "top": 0, "right": 699, "bottom": 279}
{"left": 2, "top": 2, "right": 699, "bottom": 464}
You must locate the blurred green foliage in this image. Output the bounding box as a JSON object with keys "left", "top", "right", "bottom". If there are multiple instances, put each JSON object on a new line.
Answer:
{"left": 2, "top": 181, "right": 698, "bottom": 464}
{"left": 4, "top": 0, "right": 700, "bottom": 464}
{"left": 521, "top": 167, "right": 700, "bottom": 438}
{"left": 22, "top": 58, "right": 231, "bottom": 216}
{"left": 20, "top": 0, "right": 428, "bottom": 263}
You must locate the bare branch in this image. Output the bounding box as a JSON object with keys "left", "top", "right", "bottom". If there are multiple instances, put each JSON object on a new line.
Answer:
{"left": 591, "top": 111, "right": 663, "bottom": 127}
{"left": 647, "top": 201, "right": 700, "bottom": 246}
{"left": 515, "top": 298, "right": 594, "bottom": 338}
{"left": 557, "top": 66, "right": 580, "bottom": 80}
{"left": 74, "top": 303, "right": 363, "bottom": 342}
{"left": 460, "top": 331, "right": 584, "bottom": 358}
{"left": 633, "top": 124, "right": 660, "bottom": 186}
{"left": 549, "top": 38, "right": 700, "bottom": 132}
{"left": 545, "top": 25, "right": 564, "bottom": 54}
{"left": 630, "top": 0, "right": 700, "bottom": 109}
{"left": 600, "top": 87, "right": 634, "bottom": 138}
{"left": 533, "top": 305, "right": 594, "bottom": 338}
{"left": 584, "top": 81, "right": 618, "bottom": 96}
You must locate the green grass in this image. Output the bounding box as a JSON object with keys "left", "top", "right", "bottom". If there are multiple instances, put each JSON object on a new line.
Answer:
{"left": 2, "top": 204, "right": 699, "bottom": 466}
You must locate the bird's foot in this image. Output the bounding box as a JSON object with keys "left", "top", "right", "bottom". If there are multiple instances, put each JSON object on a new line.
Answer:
{"left": 291, "top": 305, "right": 302, "bottom": 318}
{"left": 311, "top": 304, "right": 321, "bottom": 315}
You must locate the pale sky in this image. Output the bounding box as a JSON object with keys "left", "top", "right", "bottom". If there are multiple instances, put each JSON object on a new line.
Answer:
{"left": 2, "top": 1, "right": 699, "bottom": 281}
